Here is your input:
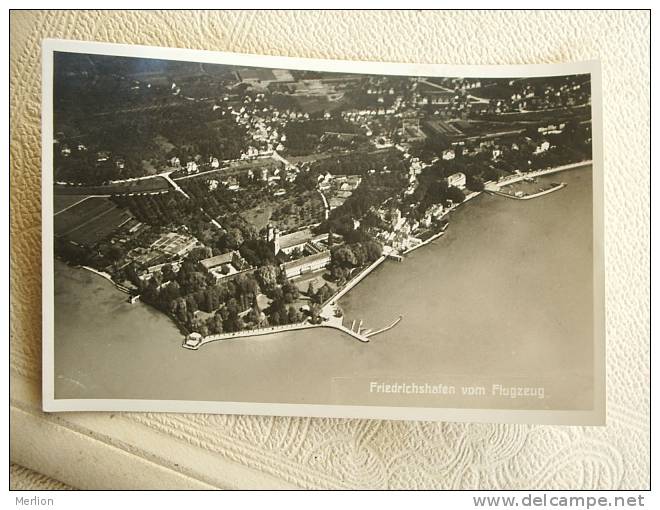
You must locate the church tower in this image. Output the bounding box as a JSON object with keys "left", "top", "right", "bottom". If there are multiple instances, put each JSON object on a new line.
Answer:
{"left": 266, "top": 224, "right": 281, "bottom": 254}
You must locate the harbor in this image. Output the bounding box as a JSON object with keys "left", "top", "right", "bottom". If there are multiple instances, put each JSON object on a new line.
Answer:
{"left": 181, "top": 161, "right": 590, "bottom": 350}
{"left": 486, "top": 181, "right": 567, "bottom": 200}
{"left": 182, "top": 314, "right": 404, "bottom": 350}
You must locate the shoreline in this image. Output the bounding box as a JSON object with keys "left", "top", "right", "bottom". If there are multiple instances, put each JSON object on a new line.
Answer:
{"left": 185, "top": 159, "right": 592, "bottom": 346}
{"left": 185, "top": 321, "right": 371, "bottom": 350}
{"left": 69, "top": 160, "right": 591, "bottom": 348}
{"left": 80, "top": 265, "right": 136, "bottom": 296}
{"left": 492, "top": 160, "right": 591, "bottom": 189}
{"left": 488, "top": 182, "right": 567, "bottom": 200}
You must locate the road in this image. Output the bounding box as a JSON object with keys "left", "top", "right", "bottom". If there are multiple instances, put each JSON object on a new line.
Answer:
{"left": 317, "top": 190, "right": 330, "bottom": 220}
{"left": 162, "top": 172, "right": 190, "bottom": 199}
{"left": 419, "top": 78, "right": 489, "bottom": 104}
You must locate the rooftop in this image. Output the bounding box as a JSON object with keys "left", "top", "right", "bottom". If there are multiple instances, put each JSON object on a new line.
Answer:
{"left": 279, "top": 228, "right": 314, "bottom": 250}
{"left": 200, "top": 250, "right": 239, "bottom": 270}
{"left": 281, "top": 250, "right": 331, "bottom": 271}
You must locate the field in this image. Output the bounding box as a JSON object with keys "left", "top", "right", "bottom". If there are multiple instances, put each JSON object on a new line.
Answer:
{"left": 475, "top": 104, "right": 591, "bottom": 123}
{"left": 53, "top": 195, "right": 90, "bottom": 214}
{"left": 240, "top": 204, "right": 274, "bottom": 232}
{"left": 294, "top": 95, "right": 349, "bottom": 114}
{"left": 54, "top": 196, "right": 133, "bottom": 247}
{"left": 469, "top": 85, "right": 512, "bottom": 99}
{"left": 452, "top": 120, "right": 526, "bottom": 138}
{"left": 425, "top": 119, "right": 463, "bottom": 136}
{"left": 269, "top": 191, "right": 325, "bottom": 232}
{"left": 54, "top": 176, "right": 172, "bottom": 196}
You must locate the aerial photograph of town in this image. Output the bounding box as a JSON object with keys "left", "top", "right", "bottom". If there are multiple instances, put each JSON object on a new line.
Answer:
{"left": 49, "top": 49, "right": 596, "bottom": 412}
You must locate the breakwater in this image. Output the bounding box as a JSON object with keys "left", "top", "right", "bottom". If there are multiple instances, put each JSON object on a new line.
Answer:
{"left": 325, "top": 255, "right": 387, "bottom": 306}
{"left": 488, "top": 182, "right": 567, "bottom": 200}
{"left": 183, "top": 320, "right": 369, "bottom": 350}
{"left": 488, "top": 160, "right": 591, "bottom": 190}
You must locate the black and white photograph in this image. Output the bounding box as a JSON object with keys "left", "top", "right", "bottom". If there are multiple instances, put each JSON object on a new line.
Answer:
{"left": 41, "top": 39, "right": 604, "bottom": 424}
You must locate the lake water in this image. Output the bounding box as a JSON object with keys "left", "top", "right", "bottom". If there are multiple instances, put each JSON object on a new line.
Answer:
{"left": 54, "top": 166, "right": 594, "bottom": 410}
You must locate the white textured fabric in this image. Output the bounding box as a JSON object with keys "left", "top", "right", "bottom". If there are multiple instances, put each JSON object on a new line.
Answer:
{"left": 10, "top": 10, "right": 649, "bottom": 489}
{"left": 10, "top": 463, "right": 73, "bottom": 491}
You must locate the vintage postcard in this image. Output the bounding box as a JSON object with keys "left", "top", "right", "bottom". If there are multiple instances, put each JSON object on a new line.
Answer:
{"left": 42, "top": 39, "right": 604, "bottom": 424}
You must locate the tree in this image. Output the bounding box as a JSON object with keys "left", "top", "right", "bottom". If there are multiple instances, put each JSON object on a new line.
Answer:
{"left": 160, "top": 280, "right": 181, "bottom": 307}
{"left": 190, "top": 317, "right": 208, "bottom": 337}
{"left": 331, "top": 245, "right": 357, "bottom": 268}
{"left": 247, "top": 295, "right": 262, "bottom": 325}
{"left": 465, "top": 175, "right": 484, "bottom": 192}
{"left": 223, "top": 298, "right": 243, "bottom": 332}
{"left": 185, "top": 294, "right": 198, "bottom": 314}
{"left": 446, "top": 186, "right": 465, "bottom": 205}
{"left": 257, "top": 265, "right": 279, "bottom": 293}
{"left": 207, "top": 313, "right": 224, "bottom": 335}
{"left": 170, "top": 297, "right": 188, "bottom": 324}
{"left": 482, "top": 167, "right": 498, "bottom": 182}
{"left": 161, "top": 263, "right": 174, "bottom": 281}
{"left": 306, "top": 281, "right": 316, "bottom": 297}
{"left": 309, "top": 303, "right": 322, "bottom": 324}
{"left": 270, "top": 310, "right": 281, "bottom": 326}
{"left": 313, "top": 283, "right": 334, "bottom": 304}
{"left": 287, "top": 305, "right": 301, "bottom": 324}
{"left": 364, "top": 240, "right": 383, "bottom": 262}
{"left": 282, "top": 280, "right": 299, "bottom": 303}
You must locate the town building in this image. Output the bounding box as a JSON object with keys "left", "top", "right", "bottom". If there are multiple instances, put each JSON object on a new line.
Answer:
{"left": 447, "top": 172, "right": 466, "bottom": 189}
{"left": 200, "top": 250, "right": 249, "bottom": 282}
{"left": 281, "top": 250, "right": 331, "bottom": 279}
{"left": 534, "top": 140, "right": 551, "bottom": 154}
{"left": 138, "top": 260, "right": 182, "bottom": 282}
{"left": 237, "top": 68, "right": 294, "bottom": 85}
{"left": 442, "top": 149, "right": 455, "bottom": 160}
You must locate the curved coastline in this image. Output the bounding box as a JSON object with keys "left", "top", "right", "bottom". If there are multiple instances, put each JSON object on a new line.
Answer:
{"left": 66, "top": 161, "right": 591, "bottom": 349}
{"left": 185, "top": 160, "right": 592, "bottom": 347}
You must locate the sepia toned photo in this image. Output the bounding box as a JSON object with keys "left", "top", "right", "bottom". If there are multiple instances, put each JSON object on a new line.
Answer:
{"left": 42, "top": 39, "right": 604, "bottom": 424}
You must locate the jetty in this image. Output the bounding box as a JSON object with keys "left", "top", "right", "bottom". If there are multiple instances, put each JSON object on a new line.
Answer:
{"left": 402, "top": 227, "right": 447, "bottom": 255}
{"left": 325, "top": 255, "right": 387, "bottom": 305}
{"left": 386, "top": 252, "right": 404, "bottom": 262}
{"left": 484, "top": 160, "right": 590, "bottom": 193}
{"left": 183, "top": 319, "right": 370, "bottom": 350}
{"left": 487, "top": 181, "right": 567, "bottom": 200}
{"left": 365, "top": 315, "right": 402, "bottom": 338}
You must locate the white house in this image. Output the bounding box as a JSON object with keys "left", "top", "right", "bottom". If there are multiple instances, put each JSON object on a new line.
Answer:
{"left": 447, "top": 172, "right": 466, "bottom": 189}
{"left": 534, "top": 140, "right": 551, "bottom": 154}
{"left": 186, "top": 161, "right": 198, "bottom": 174}
{"left": 442, "top": 149, "right": 456, "bottom": 161}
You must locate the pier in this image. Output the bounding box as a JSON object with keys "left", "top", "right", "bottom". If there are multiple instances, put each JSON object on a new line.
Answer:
{"left": 486, "top": 182, "right": 567, "bottom": 200}
{"left": 484, "top": 160, "right": 590, "bottom": 193}
{"left": 183, "top": 319, "right": 370, "bottom": 350}
{"left": 324, "top": 255, "right": 387, "bottom": 306}
{"left": 402, "top": 229, "right": 446, "bottom": 255}
{"left": 366, "top": 315, "right": 403, "bottom": 338}
{"left": 386, "top": 252, "right": 404, "bottom": 262}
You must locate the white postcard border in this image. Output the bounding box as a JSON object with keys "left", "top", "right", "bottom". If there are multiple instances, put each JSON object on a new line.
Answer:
{"left": 41, "top": 38, "right": 605, "bottom": 425}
